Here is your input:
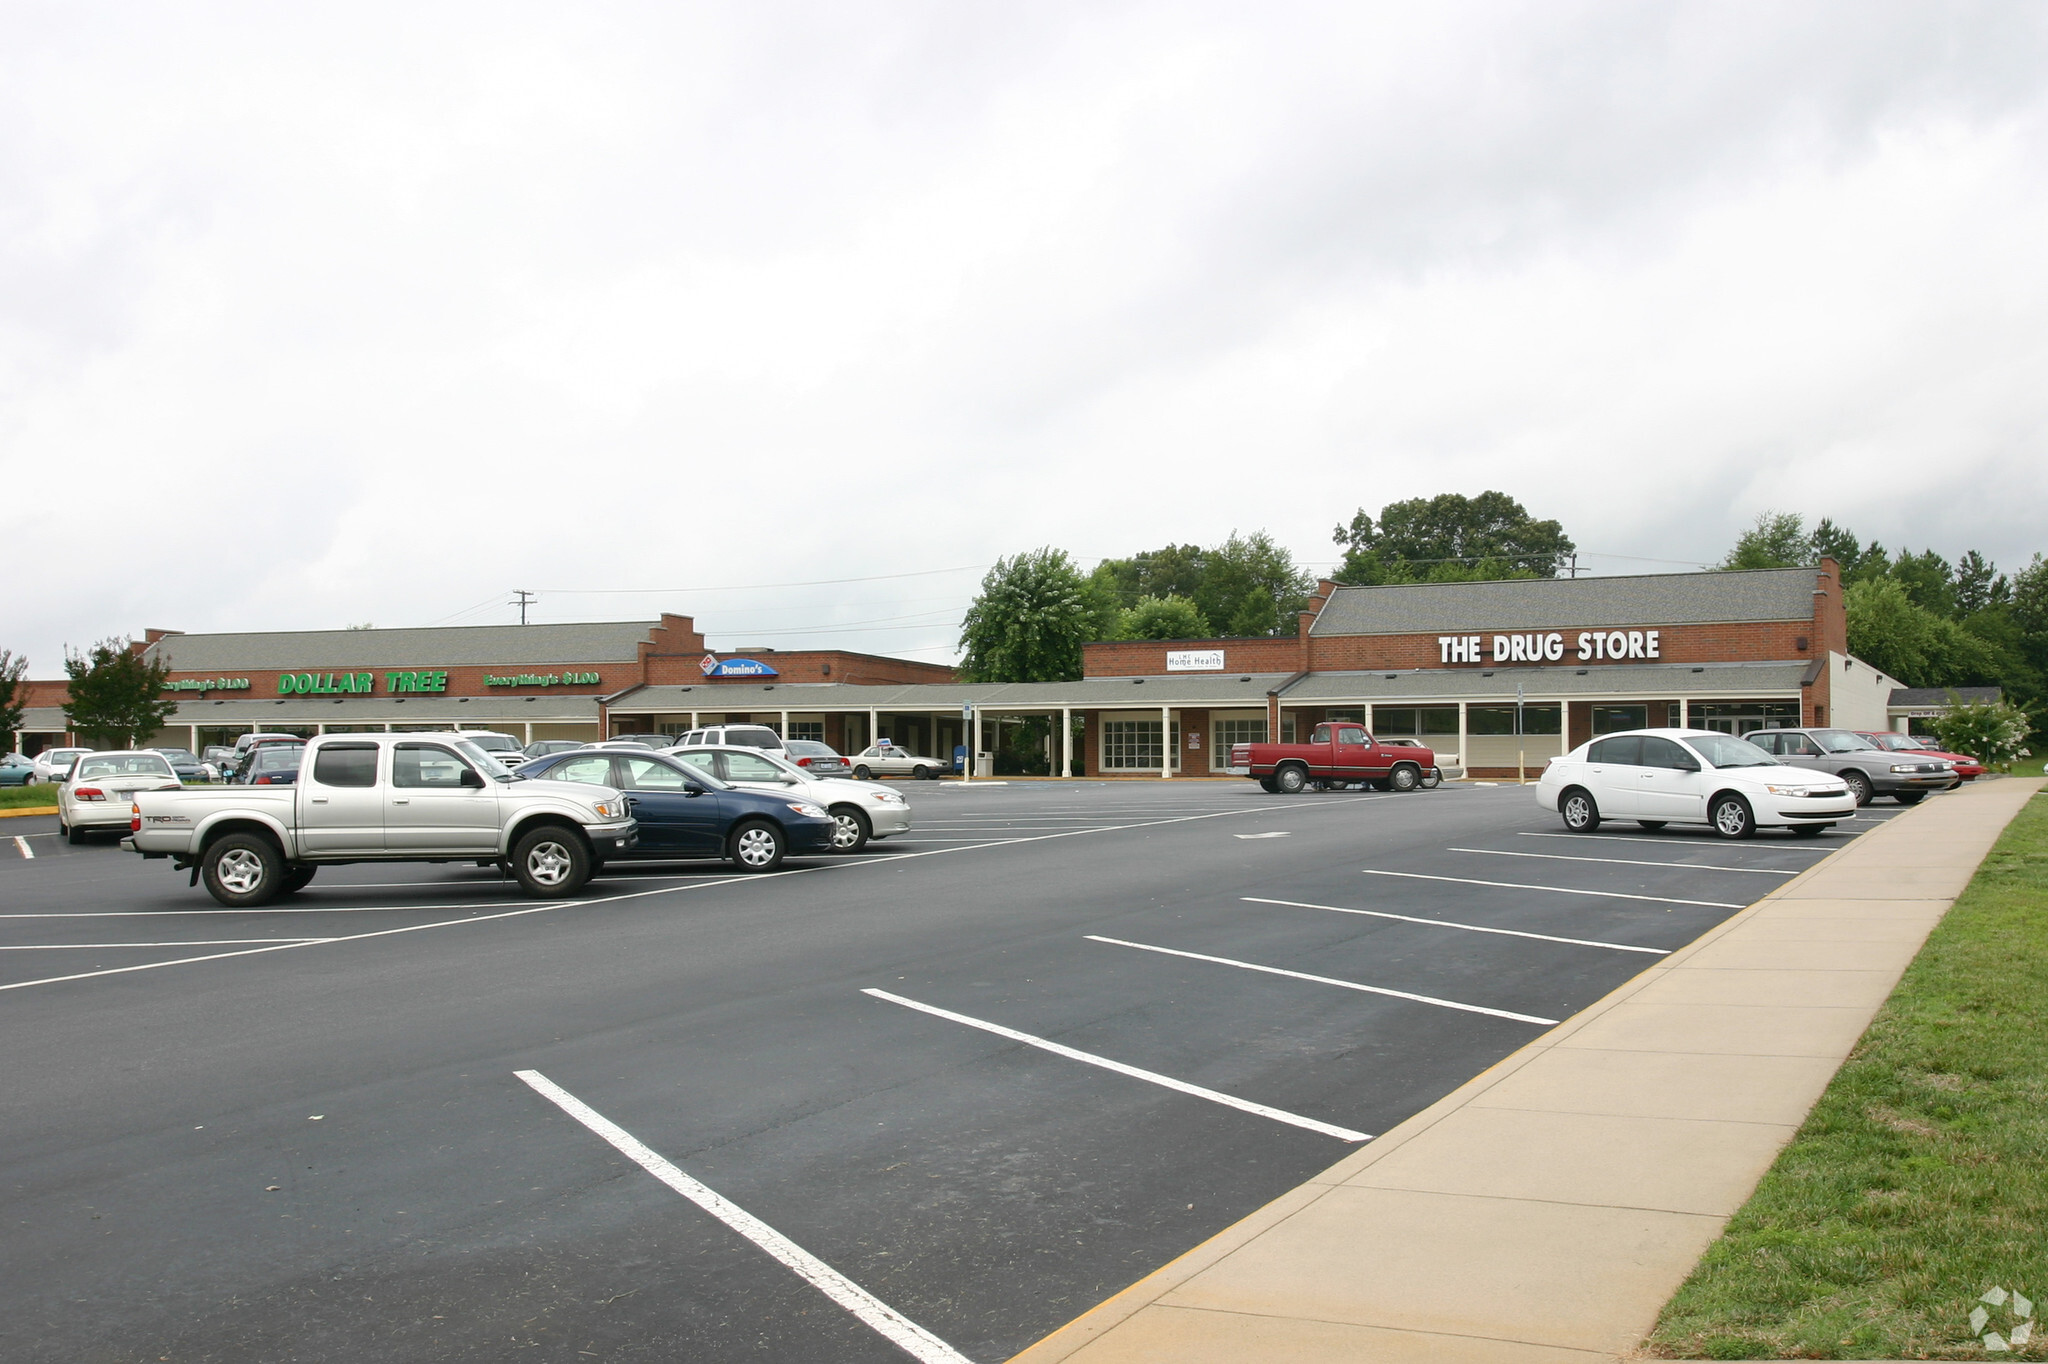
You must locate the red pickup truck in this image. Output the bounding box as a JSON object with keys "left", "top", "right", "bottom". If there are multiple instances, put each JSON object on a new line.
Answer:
{"left": 1232, "top": 722, "right": 1440, "bottom": 794}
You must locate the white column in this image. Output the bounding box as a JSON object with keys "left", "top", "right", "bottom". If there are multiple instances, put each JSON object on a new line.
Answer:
{"left": 189, "top": 723, "right": 199, "bottom": 753}
{"left": 1061, "top": 707, "right": 1072, "bottom": 779}
{"left": 869, "top": 707, "right": 880, "bottom": 752}
{"left": 1160, "top": 705, "right": 1171, "bottom": 779}
{"left": 522, "top": 721, "right": 533, "bottom": 744}
{"left": 1457, "top": 701, "right": 1468, "bottom": 780}
{"left": 971, "top": 707, "right": 983, "bottom": 776}
{"left": 690, "top": 710, "right": 700, "bottom": 730}
{"left": 779, "top": 709, "right": 789, "bottom": 738}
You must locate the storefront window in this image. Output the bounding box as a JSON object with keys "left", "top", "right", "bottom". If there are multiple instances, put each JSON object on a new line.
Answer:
{"left": 789, "top": 721, "right": 825, "bottom": 742}
{"left": 1373, "top": 707, "right": 1460, "bottom": 736}
{"left": 1212, "top": 717, "right": 1267, "bottom": 769}
{"left": 1467, "top": 704, "right": 1562, "bottom": 735}
{"left": 1687, "top": 702, "right": 1799, "bottom": 735}
{"left": 1592, "top": 706, "right": 1647, "bottom": 735}
{"left": 1101, "top": 719, "right": 1180, "bottom": 770}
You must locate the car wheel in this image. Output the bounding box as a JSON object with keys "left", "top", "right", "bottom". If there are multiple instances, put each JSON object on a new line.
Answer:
{"left": 1388, "top": 763, "right": 1421, "bottom": 792}
{"left": 853, "top": 765, "right": 873, "bottom": 780}
{"left": 729, "top": 819, "right": 786, "bottom": 872}
{"left": 1637, "top": 820, "right": 1667, "bottom": 830}
{"left": 914, "top": 765, "right": 935, "bottom": 781}
{"left": 202, "top": 833, "right": 285, "bottom": 907}
{"left": 1792, "top": 823, "right": 1829, "bottom": 838}
{"left": 1894, "top": 790, "right": 1926, "bottom": 806}
{"left": 1419, "top": 767, "right": 1442, "bottom": 789}
{"left": 829, "top": 806, "right": 871, "bottom": 853}
{"left": 511, "top": 825, "right": 592, "bottom": 898}
{"left": 1257, "top": 777, "right": 1279, "bottom": 793}
{"left": 277, "top": 865, "right": 318, "bottom": 895}
{"left": 64, "top": 819, "right": 85, "bottom": 844}
{"left": 1840, "top": 770, "right": 1873, "bottom": 806}
{"left": 1711, "top": 793, "right": 1756, "bottom": 839}
{"left": 1560, "top": 787, "right": 1600, "bottom": 832}
{"left": 1275, "top": 764, "right": 1308, "bottom": 794}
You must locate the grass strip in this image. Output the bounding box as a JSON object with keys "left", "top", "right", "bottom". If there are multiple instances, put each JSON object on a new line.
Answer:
{"left": 0, "top": 785, "right": 61, "bottom": 810}
{"left": 1649, "top": 787, "right": 2048, "bottom": 1360}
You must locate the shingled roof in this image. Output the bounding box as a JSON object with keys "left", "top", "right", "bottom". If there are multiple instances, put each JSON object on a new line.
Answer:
{"left": 1310, "top": 568, "right": 1824, "bottom": 636}
{"left": 142, "top": 621, "right": 660, "bottom": 671}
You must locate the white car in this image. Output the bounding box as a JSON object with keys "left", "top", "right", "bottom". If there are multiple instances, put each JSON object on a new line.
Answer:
{"left": 456, "top": 731, "right": 527, "bottom": 769}
{"left": 1537, "top": 728, "right": 1857, "bottom": 839}
{"left": 58, "top": 750, "right": 185, "bottom": 843}
{"left": 30, "top": 747, "right": 92, "bottom": 785}
{"left": 665, "top": 743, "right": 912, "bottom": 852}
{"left": 849, "top": 743, "right": 946, "bottom": 781}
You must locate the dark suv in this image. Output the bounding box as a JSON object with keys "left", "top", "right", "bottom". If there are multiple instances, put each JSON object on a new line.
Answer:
{"left": 1744, "top": 728, "right": 1957, "bottom": 806}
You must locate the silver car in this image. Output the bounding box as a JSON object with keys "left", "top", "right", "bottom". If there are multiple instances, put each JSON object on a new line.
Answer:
{"left": 59, "top": 750, "right": 185, "bottom": 843}
{"left": 849, "top": 743, "right": 946, "bottom": 781}
{"left": 1744, "top": 727, "right": 1956, "bottom": 806}
{"left": 666, "top": 744, "right": 912, "bottom": 852}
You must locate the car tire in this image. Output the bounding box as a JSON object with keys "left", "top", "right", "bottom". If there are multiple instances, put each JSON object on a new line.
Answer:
{"left": 1792, "top": 823, "right": 1829, "bottom": 838}
{"left": 829, "top": 806, "right": 871, "bottom": 853}
{"left": 1637, "top": 820, "right": 1667, "bottom": 830}
{"left": 1257, "top": 777, "right": 1279, "bottom": 793}
{"left": 1711, "top": 793, "right": 1756, "bottom": 839}
{"left": 510, "top": 825, "right": 592, "bottom": 898}
{"left": 914, "top": 765, "right": 935, "bottom": 781}
{"left": 201, "top": 833, "right": 286, "bottom": 907}
{"left": 1560, "top": 787, "right": 1600, "bottom": 832}
{"left": 1419, "top": 767, "right": 1442, "bottom": 789}
{"left": 277, "top": 865, "right": 318, "bottom": 895}
{"left": 1275, "top": 764, "right": 1308, "bottom": 794}
{"left": 1894, "top": 790, "right": 1927, "bottom": 806}
{"left": 853, "top": 765, "right": 873, "bottom": 780}
{"left": 1388, "top": 763, "right": 1421, "bottom": 792}
{"left": 1841, "top": 770, "right": 1874, "bottom": 806}
{"left": 729, "top": 819, "right": 786, "bottom": 872}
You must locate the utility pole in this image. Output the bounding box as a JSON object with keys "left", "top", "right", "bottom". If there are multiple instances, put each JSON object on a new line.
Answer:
{"left": 512, "top": 589, "right": 537, "bottom": 625}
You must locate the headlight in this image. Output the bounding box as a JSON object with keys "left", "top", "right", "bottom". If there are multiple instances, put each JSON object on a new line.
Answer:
{"left": 590, "top": 799, "right": 624, "bottom": 819}
{"left": 870, "top": 791, "right": 906, "bottom": 804}
{"left": 1889, "top": 764, "right": 1921, "bottom": 773}
{"left": 788, "top": 802, "right": 827, "bottom": 818}
{"left": 1763, "top": 783, "right": 1810, "bottom": 796}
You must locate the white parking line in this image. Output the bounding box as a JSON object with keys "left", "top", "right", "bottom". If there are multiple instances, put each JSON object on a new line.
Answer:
{"left": 12, "top": 836, "right": 30, "bottom": 860}
{"left": 0, "top": 900, "right": 544, "bottom": 918}
{"left": 1085, "top": 935, "right": 1557, "bottom": 1025}
{"left": 516, "top": 1070, "right": 972, "bottom": 1364}
{"left": 1516, "top": 831, "right": 1836, "bottom": 851}
{"left": 0, "top": 938, "right": 325, "bottom": 950}
{"left": 1242, "top": 897, "right": 1669, "bottom": 955}
{"left": 1448, "top": 847, "right": 1797, "bottom": 875}
{"left": 1359, "top": 869, "right": 1745, "bottom": 909}
{"left": 863, "top": 987, "right": 1370, "bottom": 1143}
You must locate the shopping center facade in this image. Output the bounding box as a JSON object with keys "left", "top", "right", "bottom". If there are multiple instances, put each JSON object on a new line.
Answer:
{"left": 16, "top": 563, "right": 1923, "bottom": 779}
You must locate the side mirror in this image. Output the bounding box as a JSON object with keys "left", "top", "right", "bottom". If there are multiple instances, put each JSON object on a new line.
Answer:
{"left": 1673, "top": 758, "right": 1700, "bottom": 773}
{"left": 460, "top": 767, "right": 486, "bottom": 789}
{"left": 683, "top": 782, "right": 706, "bottom": 797}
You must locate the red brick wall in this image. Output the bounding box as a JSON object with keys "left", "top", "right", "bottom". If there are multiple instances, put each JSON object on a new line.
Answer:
{"left": 645, "top": 650, "right": 956, "bottom": 686}
{"left": 1081, "top": 637, "right": 1305, "bottom": 678}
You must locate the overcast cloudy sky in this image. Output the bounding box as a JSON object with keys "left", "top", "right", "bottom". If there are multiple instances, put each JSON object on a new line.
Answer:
{"left": 5, "top": 1, "right": 2046, "bottom": 672}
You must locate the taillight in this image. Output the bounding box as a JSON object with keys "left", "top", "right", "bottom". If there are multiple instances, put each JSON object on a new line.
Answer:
{"left": 254, "top": 775, "right": 272, "bottom": 784}
{"left": 75, "top": 786, "right": 105, "bottom": 801}
{"left": 130, "top": 804, "right": 142, "bottom": 832}
{"left": 796, "top": 756, "right": 812, "bottom": 766}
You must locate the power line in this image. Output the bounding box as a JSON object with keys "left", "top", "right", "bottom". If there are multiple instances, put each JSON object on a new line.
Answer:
{"left": 511, "top": 589, "right": 537, "bottom": 625}
{"left": 534, "top": 565, "right": 987, "bottom": 595}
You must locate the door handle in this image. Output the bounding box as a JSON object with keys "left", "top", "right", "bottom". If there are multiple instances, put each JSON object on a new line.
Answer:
{"left": 392, "top": 798, "right": 410, "bottom": 804}
{"left": 311, "top": 797, "right": 329, "bottom": 804}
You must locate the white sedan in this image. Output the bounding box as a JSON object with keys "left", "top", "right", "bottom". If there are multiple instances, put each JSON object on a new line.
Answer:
{"left": 849, "top": 744, "right": 946, "bottom": 781}
{"left": 1536, "top": 728, "right": 1857, "bottom": 839}
{"left": 30, "top": 747, "right": 91, "bottom": 785}
{"left": 58, "top": 750, "right": 185, "bottom": 843}
{"left": 666, "top": 744, "right": 912, "bottom": 852}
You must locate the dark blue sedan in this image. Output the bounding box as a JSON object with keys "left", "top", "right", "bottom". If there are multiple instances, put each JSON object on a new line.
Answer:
{"left": 517, "top": 748, "right": 837, "bottom": 872}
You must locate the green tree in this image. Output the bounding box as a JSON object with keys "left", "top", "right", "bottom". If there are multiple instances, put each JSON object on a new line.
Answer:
{"left": 0, "top": 649, "right": 28, "bottom": 746}
{"left": 1886, "top": 548, "right": 1957, "bottom": 618}
{"left": 1721, "top": 511, "right": 1812, "bottom": 570}
{"left": 957, "top": 549, "right": 1114, "bottom": 683}
{"left": 61, "top": 637, "right": 177, "bottom": 748}
{"left": 1953, "top": 550, "right": 2010, "bottom": 617}
{"left": 1117, "top": 595, "right": 1211, "bottom": 641}
{"left": 1334, "top": 491, "right": 1574, "bottom": 583}
{"left": 1844, "top": 578, "right": 1999, "bottom": 689}
{"left": 1091, "top": 531, "right": 1312, "bottom": 638}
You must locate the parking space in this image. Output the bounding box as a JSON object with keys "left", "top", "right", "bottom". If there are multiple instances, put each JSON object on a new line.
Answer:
{"left": 0, "top": 779, "right": 1940, "bottom": 1361}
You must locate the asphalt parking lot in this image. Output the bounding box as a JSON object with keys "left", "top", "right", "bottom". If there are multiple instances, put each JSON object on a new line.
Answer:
{"left": 0, "top": 780, "right": 1911, "bottom": 1363}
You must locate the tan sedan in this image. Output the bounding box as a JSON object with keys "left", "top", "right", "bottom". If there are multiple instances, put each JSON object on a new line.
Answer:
{"left": 59, "top": 750, "right": 185, "bottom": 844}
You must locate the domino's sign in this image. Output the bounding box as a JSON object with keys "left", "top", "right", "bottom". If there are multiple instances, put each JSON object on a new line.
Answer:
{"left": 1438, "top": 629, "right": 1663, "bottom": 665}
{"left": 701, "top": 656, "right": 780, "bottom": 678}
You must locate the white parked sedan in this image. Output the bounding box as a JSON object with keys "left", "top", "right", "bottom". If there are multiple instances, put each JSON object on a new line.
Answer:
{"left": 30, "top": 747, "right": 91, "bottom": 785}
{"left": 666, "top": 744, "right": 912, "bottom": 852}
{"left": 1536, "top": 728, "right": 1857, "bottom": 839}
{"left": 848, "top": 743, "right": 946, "bottom": 781}
{"left": 58, "top": 750, "right": 185, "bottom": 843}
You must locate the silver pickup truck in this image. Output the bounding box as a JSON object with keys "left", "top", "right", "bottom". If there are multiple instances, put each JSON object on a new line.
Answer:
{"left": 124, "top": 732, "right": 637, "bottom": 906}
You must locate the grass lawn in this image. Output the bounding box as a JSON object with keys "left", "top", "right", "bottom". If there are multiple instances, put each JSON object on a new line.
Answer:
{"left": 0, "top": 784, "right": 60, "bottom": 810}
{"left": 1649, "top": 787, "right": 2048, "bottom": 1359}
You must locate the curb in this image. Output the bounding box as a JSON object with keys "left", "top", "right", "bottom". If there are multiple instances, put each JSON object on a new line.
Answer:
{"left": 0, "top": 806, "right": 59, "bottom": 819}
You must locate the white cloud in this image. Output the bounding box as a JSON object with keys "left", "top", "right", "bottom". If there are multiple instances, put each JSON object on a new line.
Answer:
{"left": 4, "top": 1, "right": 2045, "bottom": 671}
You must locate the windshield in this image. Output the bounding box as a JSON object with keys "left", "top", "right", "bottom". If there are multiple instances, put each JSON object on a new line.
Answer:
{"left": 1683, "top": 733, "right": 1779, "bottom": 769}
{"left": 251, "top": 747, "right": 302, "bottom": 771}
{"left": 1813, "top": 729, "right": 1876, "bottom": 753}
{"left": 462, "top": 734, "right": 520, "bottom": 751}
{"left": 153, "top": 748, "right": 198, "bottom": 762}
{"left": 77, "top": 753, "right": 176, "bottom": 779}
{"left": 452, "top": 739, "right": 514, "bottom": 778}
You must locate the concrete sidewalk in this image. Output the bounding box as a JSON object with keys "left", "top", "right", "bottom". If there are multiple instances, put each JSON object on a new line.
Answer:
{"left": 1009, "top": 778, "right": 2045, "bottom": 1364}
